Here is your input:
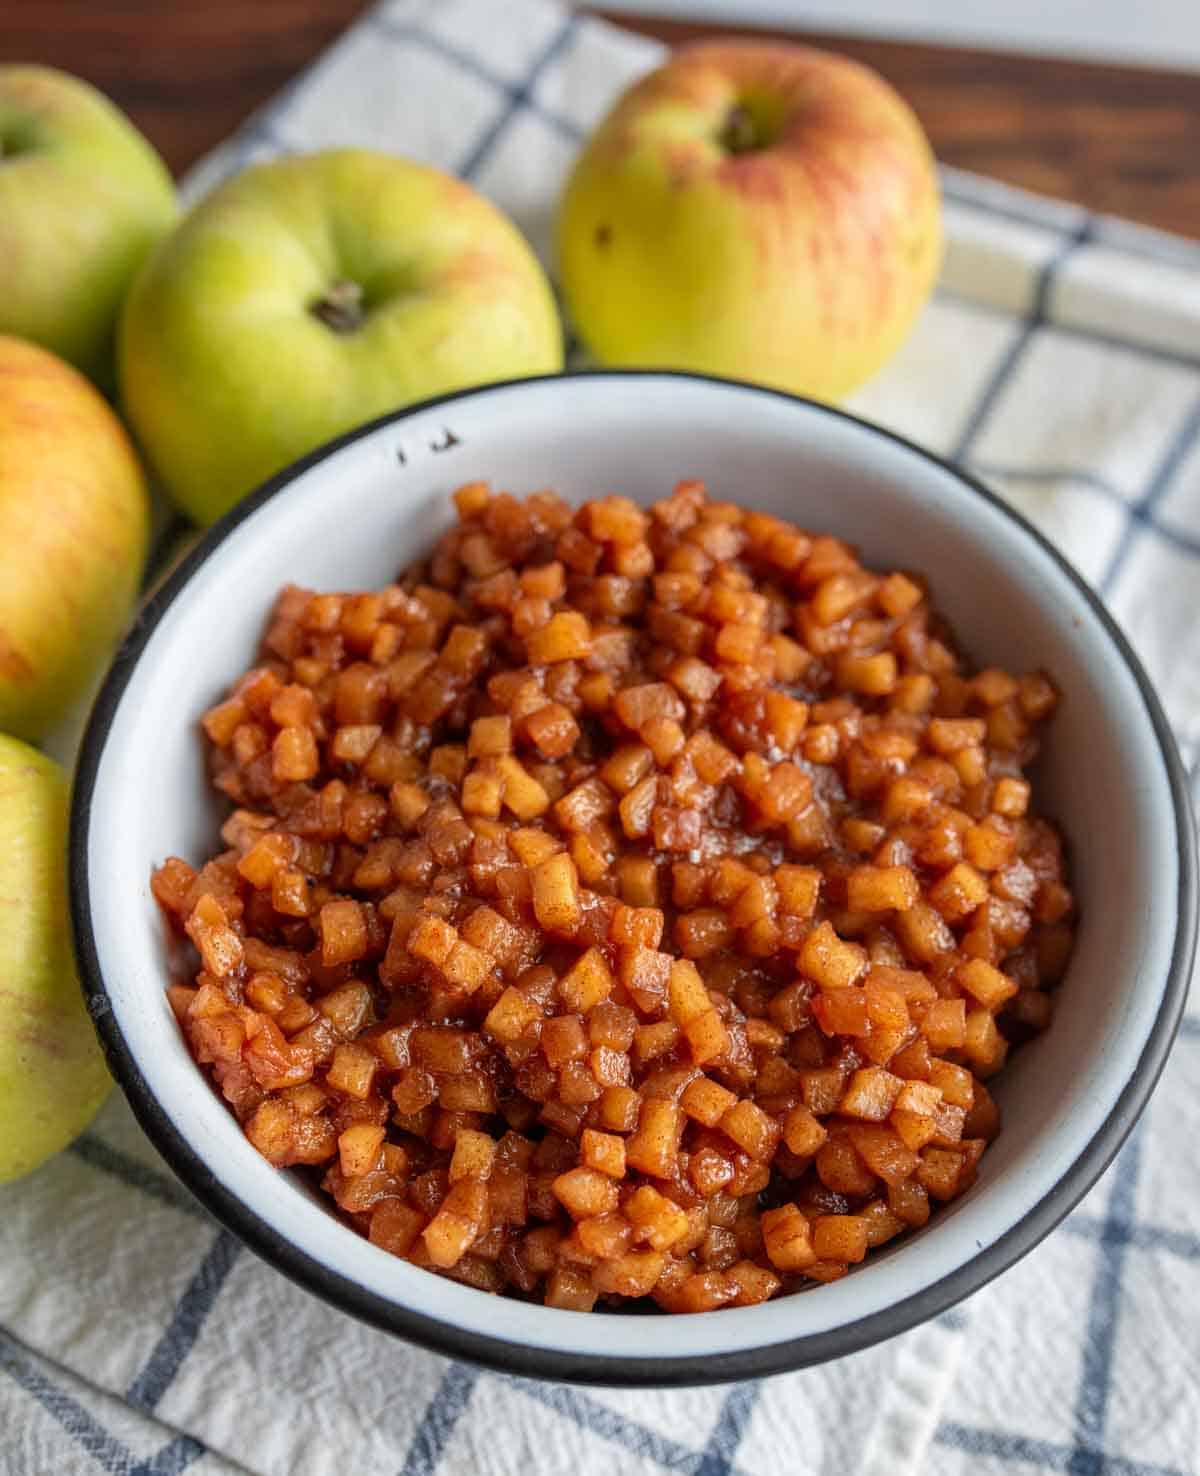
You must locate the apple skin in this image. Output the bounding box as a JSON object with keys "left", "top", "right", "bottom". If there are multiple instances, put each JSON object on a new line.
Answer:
{"left": 557, "top": 40, "right": 942, "bottom": 402}
{"left": 0, "top": 65, "right": 177, "bottom": 389}
{"left": 119, "top": 148, "right": 565, "bottom": 526}
{"left": 0, "top": 735, "right": 111, "bottom": 1184}
{"left": 0, "top": 336, "right": 151, "bottom": 742}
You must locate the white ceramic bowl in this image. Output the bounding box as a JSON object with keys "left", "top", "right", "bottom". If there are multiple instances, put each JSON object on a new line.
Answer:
{"left": 71, "top": 372, "right": 1196, "bottom": 1385}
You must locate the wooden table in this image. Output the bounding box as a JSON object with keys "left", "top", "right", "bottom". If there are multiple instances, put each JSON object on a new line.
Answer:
{"left": 2, "top": 2, "right": 1198, "bottom": 239}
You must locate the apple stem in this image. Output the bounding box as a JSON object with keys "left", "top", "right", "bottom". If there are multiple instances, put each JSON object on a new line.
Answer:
{"left": 720, "top": 104, "right": 760, "bottom": 156}
{"left": 311, "top": 280, "right": 365, "bottom": 333}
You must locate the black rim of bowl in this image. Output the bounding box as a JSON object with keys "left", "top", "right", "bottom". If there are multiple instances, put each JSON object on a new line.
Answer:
{"left": 69, "top": 370, "right": 1198, "bottom": 1387}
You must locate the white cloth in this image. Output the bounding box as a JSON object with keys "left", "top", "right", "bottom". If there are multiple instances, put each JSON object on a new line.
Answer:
{"left": 3, "top": 2, "right": 1199, "bottom": 1473}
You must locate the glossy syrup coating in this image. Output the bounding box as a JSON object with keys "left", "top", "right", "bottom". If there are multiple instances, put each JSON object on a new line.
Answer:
{"left": 152, "top": 479, "right": 1073, "bottom": 1311}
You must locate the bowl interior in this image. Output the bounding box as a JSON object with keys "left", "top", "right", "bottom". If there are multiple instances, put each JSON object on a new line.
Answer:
{"left": 79, "top": 373, "right": 1183, "bottom": 1370}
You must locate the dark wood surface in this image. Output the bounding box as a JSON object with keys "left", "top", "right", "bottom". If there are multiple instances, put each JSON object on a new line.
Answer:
{"left": 1, "top": 1, "right": 1197, "bottom": 239}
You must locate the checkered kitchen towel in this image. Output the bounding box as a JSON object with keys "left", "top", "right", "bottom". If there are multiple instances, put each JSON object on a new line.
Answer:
{"left": 4, "top": 2, "right": 1200, "bottom": 1473}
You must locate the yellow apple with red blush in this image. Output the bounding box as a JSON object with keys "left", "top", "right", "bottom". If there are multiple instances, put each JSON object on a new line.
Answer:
{"left": 557, "top": 40, "right": 942, "bottom": 401}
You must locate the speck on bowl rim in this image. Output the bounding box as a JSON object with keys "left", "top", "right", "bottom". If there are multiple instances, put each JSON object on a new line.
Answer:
{"left": 69, "top": 370, "right": 1198, "bottom": 1386}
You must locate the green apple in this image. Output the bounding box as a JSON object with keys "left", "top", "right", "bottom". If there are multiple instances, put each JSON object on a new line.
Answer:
{"left": 0, "top": 65, "right": 177, "bottom": 388}
{"left": 0, "top": 736, "right": 111, "bottom": 1183}
{"left": 557, "top": 39, "right": 942, "bottom": 403}
{"left": 120, "top": 147, "right": 564, "bottom": 525}
{"left": 0, "top": 336, "right": 150, "bottom": 742}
